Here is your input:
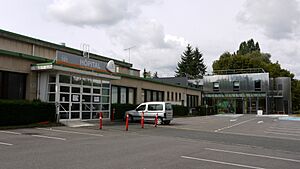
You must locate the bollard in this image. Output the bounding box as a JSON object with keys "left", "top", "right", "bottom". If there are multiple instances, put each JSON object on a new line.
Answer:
{"left": 141, "top": 112, "right": 144, "bottom": 128}
{"left": 99, "top": 112, "right": 103, "bottom": 130}
{"left": 154, "top": 113, "right": 158, "bottom": 127}
{"left": 125, "top": 113, "right": 129, "bottom": 131}
{"left": 111, "top": 108, "right": 115, "bottom": 122}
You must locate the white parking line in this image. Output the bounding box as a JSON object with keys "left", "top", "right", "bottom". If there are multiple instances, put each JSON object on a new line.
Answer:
{"left": 220, "top": 131, "right": 300, "bottom": 141}
{"left": 205, "top": 148, "right": 300, "bottom": 163}
{"left": 214, "top": 118, "right": 257, "bottom": 132}
{"left": 181, "top": 156, "right": 265, "bottom": 169}
{"left": 269, "top": 127, "right": 300, "bottom": 131}
{"left": 36, "top": 128, "right": 103, "bottom": 137}
{"left": 31, "top": 135, "right": 66, "bottom": 141}
{"left": 0, "top": 142, "right": 13, "bottom": 146}
{"left": 264, "top": 131, "right": 300, "bottom": 137}
{"left": 0, "top": 131, "right": 21, "bottom": 135}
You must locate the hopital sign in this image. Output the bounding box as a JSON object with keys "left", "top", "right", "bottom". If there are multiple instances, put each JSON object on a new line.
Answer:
{"left": 56, "top": 51, "right": 108, "bottom": 72}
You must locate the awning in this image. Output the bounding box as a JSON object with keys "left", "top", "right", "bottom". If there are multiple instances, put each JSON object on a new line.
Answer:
{"left": 203, "top": 92, "right": 267, "bottom": 98}
{"left": 31, "top": 63, "right": 121, "bottom": 80}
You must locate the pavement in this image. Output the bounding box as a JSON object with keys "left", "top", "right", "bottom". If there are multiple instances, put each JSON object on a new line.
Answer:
{"left": 1, "top": 114, "right": 300, "bottom": 169}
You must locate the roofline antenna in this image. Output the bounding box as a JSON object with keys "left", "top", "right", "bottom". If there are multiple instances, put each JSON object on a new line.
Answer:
{"left": 124, "top": 45, "right": 136, "bottom": 63}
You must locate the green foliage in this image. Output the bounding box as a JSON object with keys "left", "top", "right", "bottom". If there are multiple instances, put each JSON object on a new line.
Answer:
{"left": 172, "top": 105, "right": 189, "bottom": 116}
{"left": 0, "top": 100, "right": 56, "bottom": 126}
{"left": 292, "top": 80, "right": 300, "bottom": 111}
{"left": 237, "top": 39, "right": 260, "bottom": 55}
{"left": 213, "top": 40, "right": 293, "bottom": 78}
{"left": 176, "top": 44, "right": 206, "bottom": 79}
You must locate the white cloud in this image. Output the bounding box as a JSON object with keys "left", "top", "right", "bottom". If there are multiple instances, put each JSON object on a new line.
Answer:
{"left": 47, "top": 0, "right": 154, "bottom": 26}
{"left": 237, "top": 0, "right": 300, "bottom": 40}
{"left": 108, "top": 18, "right": 188, "bottom": 77}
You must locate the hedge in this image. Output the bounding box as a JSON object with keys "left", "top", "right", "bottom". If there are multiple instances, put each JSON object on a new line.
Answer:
{"left": 0, "top": 100, "right": 56, "bottom": 126}
{"left": 172, "top": 105, "right": 189, "bottom": 117}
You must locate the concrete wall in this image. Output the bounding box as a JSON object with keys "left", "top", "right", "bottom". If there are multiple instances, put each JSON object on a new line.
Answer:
{"left": 111, "top": 76, "right": 201, "bottom": 106}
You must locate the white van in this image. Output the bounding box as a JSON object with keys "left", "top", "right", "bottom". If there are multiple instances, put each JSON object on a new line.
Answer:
{"left": 126, "top": 102, "right": 173, "bottom": 125}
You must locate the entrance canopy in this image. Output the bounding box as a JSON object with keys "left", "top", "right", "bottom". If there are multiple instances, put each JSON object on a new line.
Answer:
{"left": 31, "top": 62, "right": 120, "bottom": 80}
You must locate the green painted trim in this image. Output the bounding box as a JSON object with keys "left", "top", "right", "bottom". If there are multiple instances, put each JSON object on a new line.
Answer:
{"left": 117, "top": 73, "right": 202, "bottom": 91}
{"left": 0, "top": 49, "right": 51, "bottom": 62}
{"left": 0, "top": 28, "right": 132, "bottom": 68}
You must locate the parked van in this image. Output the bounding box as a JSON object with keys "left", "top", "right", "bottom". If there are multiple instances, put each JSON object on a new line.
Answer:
{"left": 126, "top": 102, "right": 173, "bottom": 124}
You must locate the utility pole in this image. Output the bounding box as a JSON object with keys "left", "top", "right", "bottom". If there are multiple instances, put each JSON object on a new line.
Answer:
{"left": 124, "top": 46, "right": 136, "bottom": 62}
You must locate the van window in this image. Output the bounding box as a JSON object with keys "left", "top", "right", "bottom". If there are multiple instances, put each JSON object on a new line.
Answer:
{"left": 166, "top": 103, "right": 172, "bottom": 111}
{"left": 148, "top": 104, "right": 163, "bottom": 111}
{"left": 136, "top": 105, "right": 146, "bottom": 111}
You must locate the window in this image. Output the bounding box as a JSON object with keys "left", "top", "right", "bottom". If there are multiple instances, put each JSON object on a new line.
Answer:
{"left": 278, "top": 84, "right": 283, "bottom": 90}
{"left": 72, "top": 76, "right": 81, "bottom": 85}
{"left": 146, "top": 90, "right": 151, "bottom": 102}
{"left": 148, "top": 104, "right": 163, "bottom": 111}
{"left": 254, "top": 80, "right": 261, "bottom": 91}
{"left": 153, "top": 91, "right": 157, "bottom": 101}
{"left": 82, "top": 78, "right": 92, "bottom": 86}
{"left": 233, "top": 81, "right": 240, "bottom": 91}
{"left": 136, "top": 105, "right": 146, "bottom": 111}
{"left": 0, "top": 71, "right": 27, "bottom": 99}
{"left": 175, "top": 92, "right": 178, "bottom": 101}
{"left": 166, "top": 103, "right": 172, "bottom": 111}
{"left": 128, "top": 88, "right": 134, "bottom": 104}
{"left": 213, "top": 82, "right": 219, "bottom": 91}
{"left": 59, "top": 75, "right": 70, "bottom": 84}
{"left": 93, "top": 79, "right": 101, "bottom": 87}
{"left": 111, "top": 86, "right": 118, "bottom": 104}
{"left": 120, "top": 87, "right": 127, "bottom": 104}
{"left": 179, "top": 93, "right": 181, "bottom": 101}
{"left": 171, "top": 92, "right": 174, "bottom": 101}
{"left": 167, "top": 92, "right": 170, "bottom": 101}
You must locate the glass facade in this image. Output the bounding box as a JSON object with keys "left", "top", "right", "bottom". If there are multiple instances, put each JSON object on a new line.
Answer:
{"left": 47, "top": 73, "right": 110, "bottom": 120}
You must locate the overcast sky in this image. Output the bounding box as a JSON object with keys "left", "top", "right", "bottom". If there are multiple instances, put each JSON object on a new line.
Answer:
{"left": 0, "top": 0, "right": 299, "bottom": 78}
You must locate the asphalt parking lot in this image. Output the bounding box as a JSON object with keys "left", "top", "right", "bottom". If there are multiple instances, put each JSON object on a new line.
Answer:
{"left": 1, "top": 115, "right": 300, "bottom": 169}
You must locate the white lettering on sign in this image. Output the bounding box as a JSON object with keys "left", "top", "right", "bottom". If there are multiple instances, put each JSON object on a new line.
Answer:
{"left": 80, "top": 58, "right": 101, "bottom": 69}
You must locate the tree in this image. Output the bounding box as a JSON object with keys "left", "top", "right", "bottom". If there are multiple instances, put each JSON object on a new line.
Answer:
{"left": 237, "top": 39, "right": 260, "bottom": 55}
{"left": 175, "top": 44, "right": 207, "bottom": 79}
{"left": 193, "top": 47, "right": 207, "bottom": 77}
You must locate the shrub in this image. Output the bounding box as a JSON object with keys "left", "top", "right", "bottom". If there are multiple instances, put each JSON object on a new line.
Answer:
{"left": 0, "top": 100, "right": 56, "bottom": 126}
{"left": 172, "top": 105, "right": 189, "bottom": 117}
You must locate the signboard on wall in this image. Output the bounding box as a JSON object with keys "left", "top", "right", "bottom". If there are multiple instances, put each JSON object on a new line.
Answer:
{"left": 56, "top": 51, "right": 108, "bottom": 72}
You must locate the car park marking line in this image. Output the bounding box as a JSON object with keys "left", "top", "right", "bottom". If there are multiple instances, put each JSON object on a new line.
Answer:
{"left": 36, "top": 128, "right": 103, "bottom": 137}
{"left": 0, "top": 142, "right": 13, "bottom": 146}
{"left": 219, "top": 131, "right": 300, "bottom": 141}
{"left": 0, "top": 131, "right": 21, "bottom": 135}
{"left": 264, "top": 131, "right": 300, "bottom": 137}
{"left": 205, "top": 148, "right": 300, "bottom": 163}
{"left": 214, "top": 118, "right": 257, "bottom": 132}
{"left": 267, "top": 129, "right": 300, "bottom": 134}
{"left": 269, "top": 127, "right": 300, "bottom": 131}
{"left": 31, "top": 135, "right": 66, "bottom": 141}
{"left": 257, "top": 121, "right": 264, "bottom": 124}
{"left": 181, "top": 156, "right": 265, "bottom": 169}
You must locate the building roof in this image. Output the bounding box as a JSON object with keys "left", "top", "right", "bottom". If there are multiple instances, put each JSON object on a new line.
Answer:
{"left": 0, "top": 28, "right": 132, "bottom": 68}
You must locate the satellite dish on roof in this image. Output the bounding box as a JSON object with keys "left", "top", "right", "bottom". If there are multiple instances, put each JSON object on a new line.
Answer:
{"left": 106, "top": 60, "right": 116, "bottom": 73}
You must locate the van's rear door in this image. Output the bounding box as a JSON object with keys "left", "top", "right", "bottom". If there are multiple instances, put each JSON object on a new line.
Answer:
{"left": 165, "top": 103, "right": 173, "bottom": 120}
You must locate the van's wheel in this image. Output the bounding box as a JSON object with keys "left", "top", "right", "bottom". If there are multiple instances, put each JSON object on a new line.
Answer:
{"left": 163, "top": 120, "right": 171, "bottom": 125}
